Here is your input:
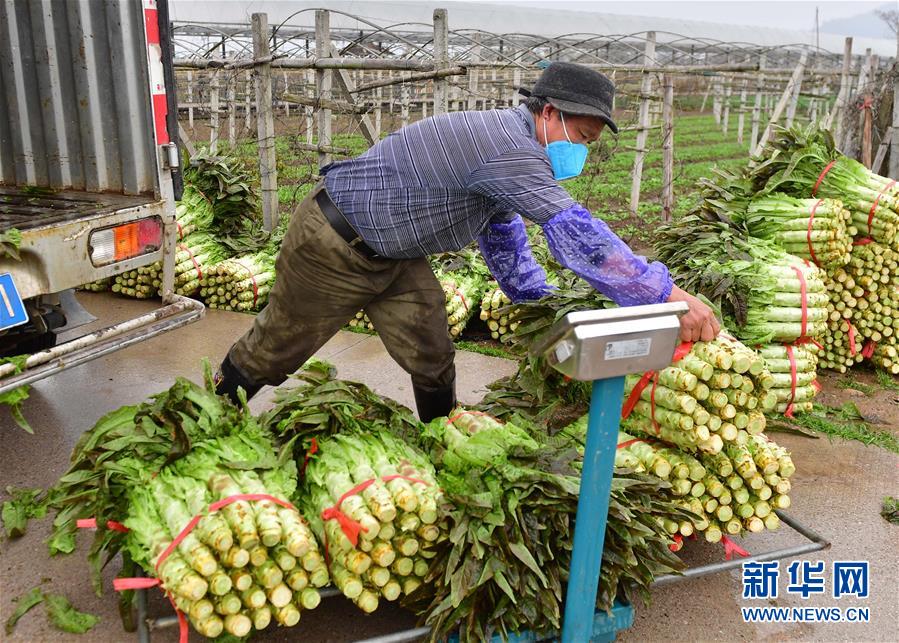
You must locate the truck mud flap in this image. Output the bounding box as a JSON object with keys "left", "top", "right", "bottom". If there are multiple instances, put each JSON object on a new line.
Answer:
{"left": 0, "top": 295, "right": 204, "bottom": 394}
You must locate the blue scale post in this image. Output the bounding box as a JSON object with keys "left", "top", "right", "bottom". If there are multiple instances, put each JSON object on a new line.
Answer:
{"left": 533, "top": 302, "right": 688, "bottom": 643}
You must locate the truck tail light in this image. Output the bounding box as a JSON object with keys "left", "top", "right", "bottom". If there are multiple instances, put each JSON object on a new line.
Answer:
{"left": 89, "top": 217, "right": 163, "bottom": 266}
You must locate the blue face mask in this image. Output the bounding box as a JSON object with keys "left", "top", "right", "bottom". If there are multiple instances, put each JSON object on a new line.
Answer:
{"left": 543, "top": 112, "right": 588, "bottom": 181}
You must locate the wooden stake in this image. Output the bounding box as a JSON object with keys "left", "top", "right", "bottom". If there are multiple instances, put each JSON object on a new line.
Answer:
{"left": 252, "top": 12, "right": 278, "bottom": 231}
{"left": 722, "top": 76, "right": 733, "bottom": 134}
{"left": 753, "top": 52, "right": 807, "bottom": 157}
{"left": 630, "top": 31, "right": 656, "bottom": 216}
{"left": 187, "top": 70, "right": 194, "bottom": 128}
{"left": 737, "top": 78, "right": 748, "bottom": 145}
{"left": 749, "top": 52, "right": 766, "bottom": 152}
{"left": 315, "top": 10, "right": 332, "bottom": 168}
{"left": 432, "top": 9, "right": 449, "bottom": 115}
{"left": 305, "top": 69, "right": 314, "bottom": 145}
{"left": 891, "top": 28, "right": 899, "bottom": 179}
{"left": 784, "top": 63, "right": 804, "bottom": 128}
{"left": 209, "top": 70, "right": 219, "bottom": 153}
{"left": 661, "top": 76, "right": 675, "bottom": 222}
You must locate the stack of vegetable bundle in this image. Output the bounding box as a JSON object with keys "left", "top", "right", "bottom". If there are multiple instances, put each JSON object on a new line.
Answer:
{"left": 751, "top": 126, "right": 899, "bottom": 247}
{"left": 348, "top": 310, "right": 375, "bottom": 331}
{"left": 409, "top": 410, "right": 686, "bottom": 641}
{"left": 112, "top": 233, "right": 232, "bottom": 299}
{"left": 601, "top": 425, "right": 792, "bottom": 541}
{"left": 479, "top": 284, "right": 518, "bottom": 341}
{"left": 125, "top": 437, "right": 329, "bottom": 636}
{"left": 200, "top": 251, "right": 275, "bottom": 312}
{"left": 80, "top": 278, "right": 112, "bottom": 292}
{"left": 173, "top": 186, "right": 215, "bottom": 239}
{"left": 818, "top": 240, "right": 898, "bottom": 372}
{"left": 40, "top": 373, "right": 327, "bottom": 638}
{"left": 739, "top": 194, "right": 853, "bottom": 269}
{"left": 183, "top": 152, "right": 269, "bottom": 256}
{"left": 300, "top": 431, "right": 445, "bottom": 614}
{"left": 755, "top": 344, "right": 820, "bottom": 414}
{"left": 622, "top": 336, "right": 776, "bottom": 455}
{"left": 655, "top": 214, "right": 828, "bottom": 345}
{"left": 818, "top": 319, "right": 865, "bottom": 372}
{"left": 438, "top": 270, "right": 488, "bottom": 338}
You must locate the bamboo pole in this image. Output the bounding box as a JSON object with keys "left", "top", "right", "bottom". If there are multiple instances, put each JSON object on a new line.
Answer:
{"left": 629, "top": 31, "right": 656, "bottom": 216}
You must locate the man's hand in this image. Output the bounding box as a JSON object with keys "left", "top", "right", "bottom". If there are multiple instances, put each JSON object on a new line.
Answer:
{"left": 667, "top": 285, "right": 720, "bottom": 342}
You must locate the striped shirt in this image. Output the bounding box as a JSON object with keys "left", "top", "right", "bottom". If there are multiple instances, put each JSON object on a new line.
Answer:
{"left": 322, "top": 105, "right": 575, "bottom": 259}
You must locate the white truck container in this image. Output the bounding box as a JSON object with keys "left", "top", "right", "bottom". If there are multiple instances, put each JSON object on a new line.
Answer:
{"left": 0, "top": 0, "right": 204, "bottom": 394}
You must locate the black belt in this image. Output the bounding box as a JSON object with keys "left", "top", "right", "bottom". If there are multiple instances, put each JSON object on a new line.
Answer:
{"left": 315, "top": 188, "right": 380, "bottom": 259}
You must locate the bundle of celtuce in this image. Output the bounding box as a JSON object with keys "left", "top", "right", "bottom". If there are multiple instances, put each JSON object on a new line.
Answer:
{"left": 41, "top": 372, "right": 327, "bottom": 637}
{"left": 475, "top": 282, "right": 616, "bottom": 427}
{"left": 409, "top": 410, "right": 683, "bottom": 641}
{"left": 818, "top": 319, "right": 865, "bottom": 373}
{"left": 438, "top": 270, "right": 487, "bottom": 338}
{"left": 124, "top": 432, "right": 328, "bottom": 636}
{"left": 622, "top": 335, "right": 778, "bottom": 453}
{"left": 592, "top": 423, "right": 793, "bottom": 541}
{"left": 112, "top": 233, "right": 232, "bottom": 299}
{"left": 750, "top": 125, "right": 899, "bottom": 247}
{"left": 873, "top": 342, "right": 899, "bottom": 374}
{"left": 755, "top": 344, "right": 820, "bottom": 415}
{"left": 183, "top": 152, "right": 269, "bottom": 255}
{"left": 841, "top": 242, "right": 898, "bottom": 343}
{"left": 348, "top": 311, "right": 374, "bottom": 331}
{"left": 819, "top": 240, "right": 899, "bottom": 373}
{"left": 80, "top": 278, "right": 112, "bottom": 292}
{"left": 201, "top": 251, "right": 275, "bottom": 312}
{"left": 739, "top": 194, "right": 853, "bottom": 269}
{"left": 479, "top": 284, "right": 518, "bottom": 340}
{"left": 655, "top": 215, "right": 828, "bottom": 344}
{"left": 174, "top": 186, "right": 215, "bottom": 239}
{"left": 301, "top": 431, "right": 445, "bottom": 614}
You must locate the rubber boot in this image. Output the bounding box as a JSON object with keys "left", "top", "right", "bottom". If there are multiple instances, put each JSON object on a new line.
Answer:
{"left": 412, "top": 383, "right": 456, "bottom": 423}
{"left": 214, "top": 352, "right": 263, "bottom": 405}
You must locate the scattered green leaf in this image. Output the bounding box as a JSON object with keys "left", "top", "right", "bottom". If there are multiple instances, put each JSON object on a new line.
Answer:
{"left": 44, "top": 593, "right": 100, "bottom": 634}
{"left": 882, "top": 497, "right": 899, "bottom": 525}
{"left": 1, "top": 486, "right": 47, "bottom": 538}
{"left": 0, "top": 354, "right": 33, "bottom": 433}
{"left": 5, "top": 587, "right": 45, "bottom": 635}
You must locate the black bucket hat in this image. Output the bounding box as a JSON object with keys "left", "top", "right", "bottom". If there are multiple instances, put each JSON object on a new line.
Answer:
{"left": 521, "top": 62, "right": 618, "bottom": 134}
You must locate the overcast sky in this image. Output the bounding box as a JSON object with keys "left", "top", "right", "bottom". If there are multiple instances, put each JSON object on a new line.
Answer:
{"left": 455, "top": 1, "right": 894, "bottom": 35}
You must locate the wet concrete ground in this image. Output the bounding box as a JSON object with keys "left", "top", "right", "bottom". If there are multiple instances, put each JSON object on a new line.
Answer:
{"left": 1, "top": 294, "right": 897, "bottom": 642}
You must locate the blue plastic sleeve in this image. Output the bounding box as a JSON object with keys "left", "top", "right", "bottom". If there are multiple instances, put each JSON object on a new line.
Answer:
{"left": 542, "top": 204, "right": 674, "bottom": 306}
{"left": 477, "top": 215, "right": 553, "bottom": 302}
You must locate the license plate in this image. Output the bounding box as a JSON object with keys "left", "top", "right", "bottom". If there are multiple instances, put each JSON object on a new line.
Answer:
{"left": 0, "top": 273, "right": 29, "bottom": 331}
